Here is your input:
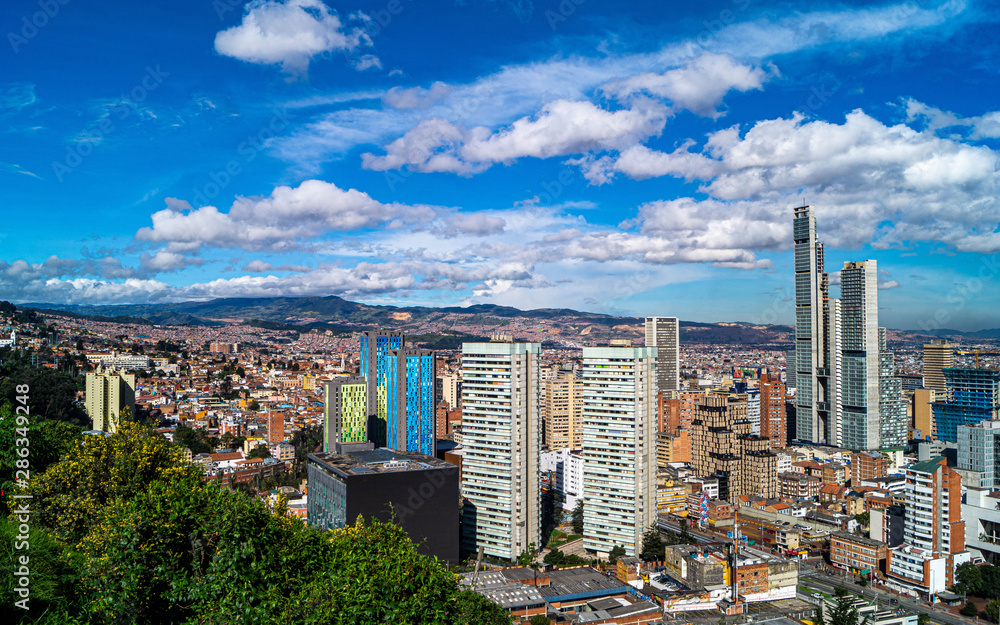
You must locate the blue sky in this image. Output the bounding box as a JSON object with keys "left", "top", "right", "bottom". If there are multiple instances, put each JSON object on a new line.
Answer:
{"left": 2, "top": 0, "right": 999, "bottom": 330}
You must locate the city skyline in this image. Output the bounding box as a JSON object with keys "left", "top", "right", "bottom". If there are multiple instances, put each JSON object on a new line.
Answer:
{"left": 2, "top": 0, "right": 1000, "bottom": 332}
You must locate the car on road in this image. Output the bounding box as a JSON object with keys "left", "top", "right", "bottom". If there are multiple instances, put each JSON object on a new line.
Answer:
{"left": 889, "top": 598, "right": 898, "bottom": 604}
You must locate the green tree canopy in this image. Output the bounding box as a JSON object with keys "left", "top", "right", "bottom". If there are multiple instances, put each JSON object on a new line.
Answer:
{"left": 571, "top": 500, "right": 584, "bottom": 535}
{"left": 640, "top": 524, "right": 665, "bottom": 562}
{"left": 608, "top": 545, "right": 626, "bottom": 565}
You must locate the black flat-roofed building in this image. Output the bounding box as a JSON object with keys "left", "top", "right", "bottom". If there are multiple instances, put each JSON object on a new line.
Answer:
{"left": 307, "top": 447, "right": 459, "bottom": 563}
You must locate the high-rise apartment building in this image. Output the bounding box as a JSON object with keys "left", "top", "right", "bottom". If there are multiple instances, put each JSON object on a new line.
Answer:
{"left": 932, "top": 368, "right": 1000, "bottom": 442}
{"left": 85, "top": 366, "right": 136, "bottom": 433}
{"left": 581, "top": 346, "right": 657, "bottom": 558}
{"left": 460, "top": 340, "right": 541, "bottom": 561}
{"left": 879, "top": 328, "right": 907, "bottom": 449}
{"left": 542, "top": 369, "right": 582, "bottom": 450}
{"left": 851, "top": 451, "right": 888, "bottom": 483}
{"left": 923, "top": 340, "right": 954, "bottom": 394}
{"left": 887, "top": 456, "right": 969, "bottom": 596}
{"left": 386, "top": 348, "right": 437, "bottom": 457}
{"left": 323, "top": 377, "right": 369, "bottom": 451}
{"left": 840, "top": 260, "right": 881, "bottom": 451}
{"left": 957, "top": 420, "right": 1000, "bottom": 489}
{"left": 440, "top": 373, "right": 461, "bottom": 409}
{"left": 760, "top": 374, "right": 787, "bottom": 448}
{"left": 793, "top": 205, "right": 835, "bottom": 445}
{"left": 360, "top": 330, "right": 405, "bottom": 448}
{"left": 267, "top": 410, "right": 285, "bottom": 444}
{"left": 645, "top": 317, "right": 680, "bottom": 393}
{"left": 690, "top": 395, "right": 777, "bottom": 502}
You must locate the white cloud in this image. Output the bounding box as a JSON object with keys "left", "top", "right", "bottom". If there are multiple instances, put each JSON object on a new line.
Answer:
{"left": 384, "top": 82, "right": 453, "bottom": 110}
{"left": 904, "top": 98, "right": 1000, "bottom": 140}
{"left": 0, "top": 83, "right": 38, "bottom": 114}
{"left": 135, "top": 180, "right": 437, "bottom": 252}
{"left": 602, "top": 54, "right": 773, "bottom": 118}
{"left": 362, "top": 99, "right": 668, "bottom": 174}
{"left": 214, "top": 0, "right": 371, "bottom": 77}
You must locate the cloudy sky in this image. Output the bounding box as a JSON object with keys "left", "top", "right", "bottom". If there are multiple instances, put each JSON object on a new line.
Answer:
{"left": 2, "top": 0, "right": 999, "bottom": 330}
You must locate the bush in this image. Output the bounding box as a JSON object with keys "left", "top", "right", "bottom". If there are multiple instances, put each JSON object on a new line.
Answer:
{"left": 961, "top": 603, "right": 980, "bottom": 617}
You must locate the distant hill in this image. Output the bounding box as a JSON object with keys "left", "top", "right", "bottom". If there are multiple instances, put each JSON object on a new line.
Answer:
{"left": 22, "top": 296, "right": 796, "bottom": 347}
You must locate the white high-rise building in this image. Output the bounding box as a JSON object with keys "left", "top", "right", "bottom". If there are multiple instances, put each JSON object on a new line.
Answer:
{"left": 840, "top": 260, "right": 881, "bottom": 451}
{"left": 459, "top": 340, "right": 541, "bottom": 561}
{"left": 645, "top": 317, "right": 679, "bottom": 393}
{"left": 85, "top": 366, "right": 136, "bottom": 433}
{"left": 581, "top": 346, "right": 657, "bottom": 557}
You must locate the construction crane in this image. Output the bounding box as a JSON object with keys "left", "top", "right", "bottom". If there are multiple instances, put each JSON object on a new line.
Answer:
{"left": 956, "top": 350, "right": 1000, "bottom": 369}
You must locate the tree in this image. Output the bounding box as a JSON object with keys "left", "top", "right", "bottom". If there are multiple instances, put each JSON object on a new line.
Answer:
{"left": 828, "top": 588, "right": 870, "bottom": 625}
{"left": 815, "top": 602, "right": 825, "bottom": 625}
{"left": 0, "top": 354, "right": 89, "bottom": 427}
{"left": 529, "top": 615, "right": 551, "bottom": 625}
{"left": 961, "top": 603, "right": 980, "bottom": 617}
{"left": 454, "top": 589, "right": 512, "bottom": 625}
{"left": 28, "top": 421, "right": 201, "bottom": 543}
{"left": 248, "top": 399, "right": 261, "bottom": 412}
{"left": 544, "top": 548, "right": 566, "bottom": 566}
{"left": 986, "top": 600, "right": 1000, "bottom": 624}
{"left": 248, "top": 445, "right": 272, "bottom": 460}
{"left": 572, "top": 500, "right": 584, "bottom": 535}
{"left": 517, "top": 542, "right": 537, "bottom": 566}
{"left": 640, "top": 523, "right": 665, "bottom": 562}
{"left": 608, "top": 545, "right": 627, "bottom": 565}
{"left": 174, "top": 423, "right": 213, "bottom": 455}
{"left": 854, "top": 512, "right": 870, "bottom": 526}
{"left": 917, "top": 613, "right": 929, "bottom": 625}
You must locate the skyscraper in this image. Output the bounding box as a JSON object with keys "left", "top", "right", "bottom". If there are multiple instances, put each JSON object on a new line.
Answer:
{"left": 542, "top": 369, "right": 583, "bottom": 450}
{"left": 840, "top": 260, "right": 881, "bottom": 451}
{"left": 360, "top": 330, "right": 405, "bottom": 448}
{"left": 645, "top": 317, "right": 680, "bottom": 393}
{"left": 932, "top": 368, "right": 1000, "bottom": 442}
{"left": 387, "top": 348, "right": 437, "bottom": 457}
{"left": 793, "top": 205, "right": 834, "bottom": 444}
{"left": 923, "top": 339, "right": 954, "bottom": 394}
{"left": 580, "top": 346, "right": 657, "bottom": 557}
{"left": 85, "top": 366, "right": 136, "bottom": 433}
{"left": 323, "top": 377, "right": 369, "bottom": 451}
{"left": 691, "top": 395, "right": 777, "bottom": 502}
{"left": 879, "top": 328, "right": 907, "bottom": 449}
{"left": 460, "top": 340, "right": 541, "bottom": 561}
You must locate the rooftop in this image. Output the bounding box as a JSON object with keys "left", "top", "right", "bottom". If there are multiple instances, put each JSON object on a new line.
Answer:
{"left": 308, "top": 448, "right": 456, "bottom": 476}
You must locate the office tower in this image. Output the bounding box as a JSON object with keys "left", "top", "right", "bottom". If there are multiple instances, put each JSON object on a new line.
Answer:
{"left": 760, "top": 374, "right": 788, "bottom": 448}
{"left": 923, "top": 339, "right": 954, "bottom": 394}
{"left": 887, "top": 456, "right": 968, "bottom": 595}
{"left": 267, "top": 410, "right": 285, "bottom": 444}
{"left": 793, "top": 205, "right": 835, "bottom": 445}
{"left": 360, "top": 330, "right": 405, "bottom": 448}
{"left": 957, "top": 420, "right": 1000, "bottom": 489}
{"left": 645, "top": 317, "right": 680, "bottom": 393}
{"left": 85, "top": 366, "right": 136, "bottom": 433}
{"left": 542, "top": 369, "right": 582, "bottom": 450}
{"left": 323, "top": 377, "right": 369, "bottom": 452}
{"left": 879, "top": 328, "right": 907, "bottom": 449}
{"left": 690, "top": 395, "right": 777, "bottom": 502}
{"left": 932, "top": 368, "right": 1000, "bottom": 442}
{"left": 839, "top": 260, "right": 881, "bottom": 451}
{"left": 784, "top": 349, "right": 796, "bottom": 388}
{"left": 828, "top": 298, "right": 843, "bottom": 447}
{"left": 386, "top": 348, "right": 437, "bottom": 457}
{"left": 460, "top": 340, "right": 541, "bottom": 561}
{"left": 307, "top": 447, "right": 460, "bottom": 562}
{"left": 581, "top": 346, "right": 657, "bottom": 557}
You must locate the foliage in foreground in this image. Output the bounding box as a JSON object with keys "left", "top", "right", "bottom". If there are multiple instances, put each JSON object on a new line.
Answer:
{"left": 3, "top": 422, "right": 510, "bottom": 625}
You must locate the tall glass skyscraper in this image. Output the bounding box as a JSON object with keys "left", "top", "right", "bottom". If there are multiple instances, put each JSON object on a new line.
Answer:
{"left": 386, "top": 348, "right": 437, "bottom": 457}
{"left": 933, "top": 368, "right": 1000, "bottom": 442}
{"left": 840, "top": 260, "right": 881, "bottom": 451}
{"left": 645, "top": 317, "right": 679, "bottom": 393}
{"left": 360, "top": 330, "right": 404, "bottom": 448}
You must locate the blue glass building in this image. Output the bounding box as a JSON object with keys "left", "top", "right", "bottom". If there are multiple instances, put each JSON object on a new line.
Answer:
{"left": 359, "top": 330, "right": 404, "bottom": 447}
{"left": 387, "top": 348, "right": 437, "bottom": 456}
{"left": 932, "top": 368, "right": 1000, "bottom": 442}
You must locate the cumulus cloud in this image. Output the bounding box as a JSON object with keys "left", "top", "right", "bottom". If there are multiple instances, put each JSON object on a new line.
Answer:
{"left": 904, "top": 98, "right": 1000, "bottom": 140}
{"left": 362, "top": 99, "right": 668, "bottom": 174}
{"left": 214, "top": 0, "right": 372, "bottom": 77}
{"left": 602, "top": 54, "right": 773, "bottom": 118}
{"left": 384, "top": 82, "right": 453, "bottom": 109}
{"left": 135, "top": 180, "right": 437, "bottom": 252}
